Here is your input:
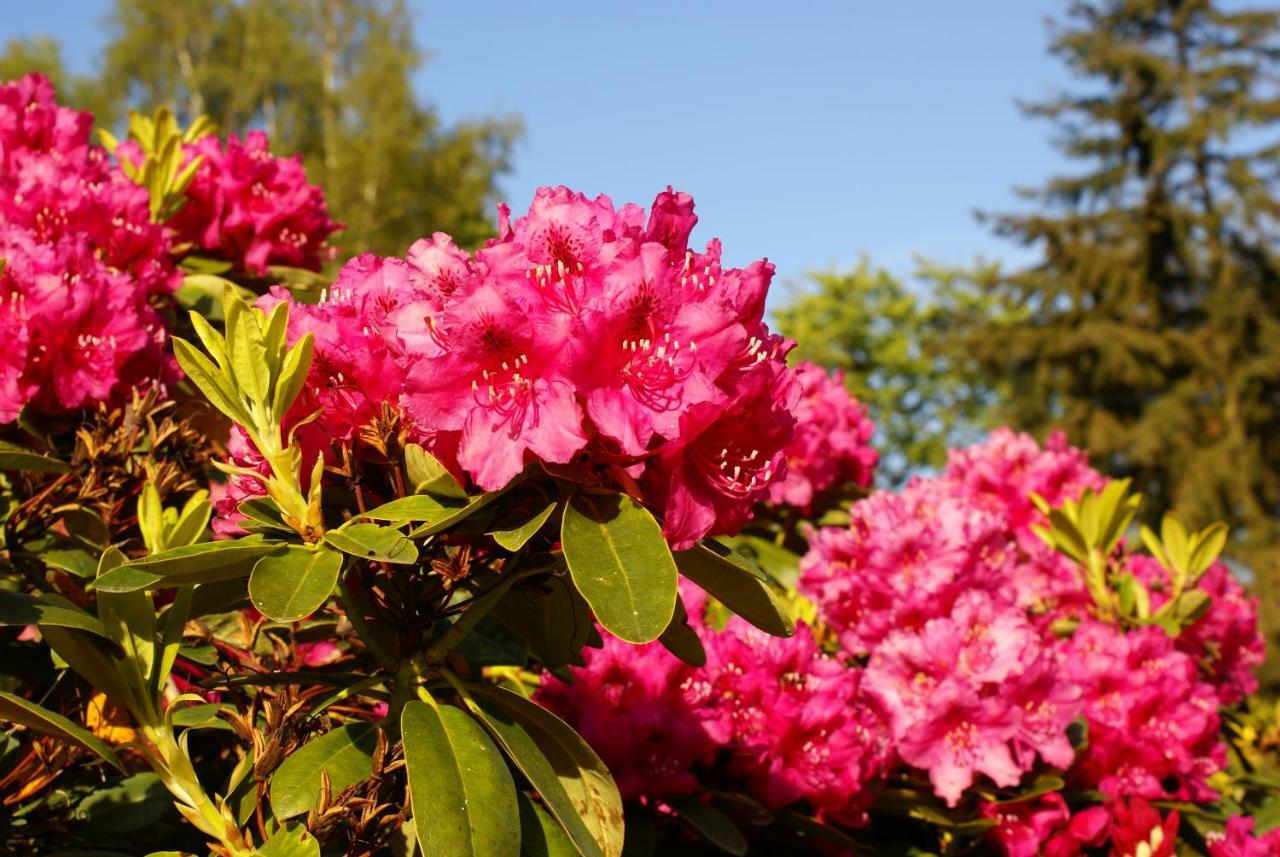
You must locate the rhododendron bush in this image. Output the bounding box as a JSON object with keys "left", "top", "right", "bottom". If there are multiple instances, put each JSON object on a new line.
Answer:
{"left": 1, "top": 76, "right": 1279, "bottom": 857}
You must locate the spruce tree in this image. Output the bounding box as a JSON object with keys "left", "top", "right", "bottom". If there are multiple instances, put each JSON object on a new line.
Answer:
{"left": 956, "top": 0, "right": 1280, "bottom": 662}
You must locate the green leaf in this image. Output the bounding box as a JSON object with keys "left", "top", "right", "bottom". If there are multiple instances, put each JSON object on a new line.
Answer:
{"left": 269, "top": 723, "right": 378, "bottom": 819}
{"left": 323, "top": 523, "right": 418, "bottom": 564}
{"left": 172, "top": 336, "right": 250, "bottom": 426}
{"left": 469, "top": 691, "right": 606, "bottom": 857}
{"left": 0, "top": 589, "right": 115, "bottom": 643}
{"left": 225, "top": 296, "right": 271, "bottom": 408}
{"left": 167, "top": 491, "right": 212, "bottom": 548}
{"left": 519, "top": 793, "right": 578, "bottom": 857}
{"left": 138, "top": 483, "right": 165, "bottom": 554}
{"left": 273, "top": 333, "right": 314, "bottom": 420}
{"left": 39, "top": 545, "right": 99, "bottom": 578}
{"left": 491, "top": 575, "right": 594, "bottom": 669}
{"left": 405, "top": 443, "right": 468, "bottom": 499}
{"left": 39, "top": 621, "right": 136, "bottom": 708}
{"left": 670, "top": 798, "right": 748, "bottom": 856}
{"left": 358, "top": 494, "right": 461, "bottom": 523}
{"left": 0, "top": 690, "right": 123, "bottom": 771}
{"left": 675, "top": 541, "right": 794, "bottom": 637}
{"left": 468, "top": 684, "right": 623, "bottom": 857}
{"left": 1188, "top": 522, "right": 1229, "bottom": 579}
{"left": 96, "top": 546, "right": 156, "bottom": 692}
{"left": 561, "top": 493, "right": 677, "bottom": 644}
{"left": 402, "top": 699, "right": 521, "bottom": 857}
{"left": 658, "top": 595, "right": 706, "bottom": 667}
{"left": 0, "top": 440, "right": 71, "bottom": 473}
{"left": 97, "top": 540, "right": 279, "bottom": 592}
{"left": 409, "top": 491, "right": 504, "bottom": 537}
{"left": 238, "top": 497, "right": 294, "bottom": 533}
{"left": 490, "top": 500, "right": 558, "bottom": 552}
{"left": 249, "top": 545, "right": 343, "bottom": 622}
{"left": 258, "top": 822, "right": 321, "bottom": 857}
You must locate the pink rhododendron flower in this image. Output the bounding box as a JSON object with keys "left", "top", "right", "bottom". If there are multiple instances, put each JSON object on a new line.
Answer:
{"left": 1207, "top": 816, "right": 1280, "bottom": 857}
{"left": 980, "top": 793, "right": 1070, "bottom": 857}
{"left": 864, "top": 590, "right": 1080, "bottom": 806}
{"left": 171, "top": 130, "right": 340, "bottom": 274}
{"left": 253, "top": 185, "right": 800, "bottom": 548}
{"left": 1107, "top": 798, "right": 1179, "bottom": 857}
{"left": 1062, "top": 622, "right": 1225, "bottom": 801}
{"left": 698, "top": 618, "right": 891, "bottom": 826}
{"left": 1129, "top": 555, "right": 1264, "bottom": 704}
{"left": 534, "top": 633, "right": 714, "bottom": 799}
{"left": 0, "top": 74, "right": 177, "bottom": 421}
{"left": 767, "top": 361, "right": 878, "bottom": 511}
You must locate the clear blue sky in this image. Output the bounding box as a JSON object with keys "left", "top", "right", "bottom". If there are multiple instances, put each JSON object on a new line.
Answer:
{"left": 2, "top": 1, "right": 1070, "bottom": 290}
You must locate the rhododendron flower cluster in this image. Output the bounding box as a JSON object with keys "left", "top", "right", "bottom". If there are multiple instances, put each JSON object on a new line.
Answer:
{"left": 797, "top": 427, "right": 1264, "bottom": 811}
{"left": 536, "top": 605, "right": 891, "bottom": 825}
{"left": 251, "top": 186, "right": 801, "bottom": 548}
{"left": 0, "top": 74, "right": 177, "bottom": 421}
{"left": 170, "top": 130, "right": 340, "bottom": 274}
{"left": 766, "top": 361, "right": 877, "bottom": 510}
{"left": 864, "top": 590, "right": 1080, "bottom": 806}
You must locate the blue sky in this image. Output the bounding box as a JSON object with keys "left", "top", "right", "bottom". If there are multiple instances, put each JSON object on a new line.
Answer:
{"left": 3, "top": 1, "right": 1069, "bottom": 288}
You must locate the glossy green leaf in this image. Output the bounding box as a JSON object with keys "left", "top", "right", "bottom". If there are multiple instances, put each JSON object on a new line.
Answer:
{"left": 405, "top": 443, "right": 468, "bottom": 499}
{"left": 519, "top": 793, "right": 577, "bottom": 857}
{"left": 269, "top": 723, "right": 378, "bottom": 819}
{"left": 469, "top": 684, "right": 623, "bottom": 857}
{"left": 409, "top": 491, "right": 504, "bottom": 537}
{"left": 401, "top": 699, "right": 520, "bottom": 857}
{"left": 258, "top": 822, "right": 321, "bottom": 857}
{"left": 0, "top": 439, "right": 70, "bottom": 473}
{"left": 97, "top": 540, "right": 279, "bottom": 592}
{"left": 323, "top": 523, "right": 418, "bottom": 564}
{"left": 137, "top": 483, "right": 165, "bottom": 554}
{"left": 0, "top": 589, "right": 114, "bottom": 642}
{"left": 0, "top": 690, "right": 123, "bottom": 771}
{"left": 358, "top": 494, "right": 460, "bottom": 522}
{"left": 172, "top": 336, "right": 250, "bottom": 426}
{"left": 166, "top": 491, "right": 213, "bottom": 548}
{"left": 39, "top": 621, "right": 136, "bottom": 708}
{"left": 675, "top": 541, "right": 794, "bottom": 637}
{"left": 658, "top": 595, "right": 706, "bottom": 667}
{"left": 491, "top": 575, "right": 594, "bottom": 669}
{"left": 469, "top": 691, "right": 606, "bottom": 857}
{"left": 561, "top": 493, "right": 677, "bottom": 644}
{"left": 249, "top": 545, "right": 343, "bottom": 622}
{"left": 273, "top": 333, "right": 314, "bottom": 420}
{"left": 671, "top": 798, "right": 748, "bottom": 856}
{"left": 491, "top": 500, "right": 558, "bottom": 552}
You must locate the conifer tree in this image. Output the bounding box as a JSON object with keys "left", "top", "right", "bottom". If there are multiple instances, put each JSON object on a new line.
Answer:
{"left": 954, "top": 0, "right": 1280, "bottom": 657}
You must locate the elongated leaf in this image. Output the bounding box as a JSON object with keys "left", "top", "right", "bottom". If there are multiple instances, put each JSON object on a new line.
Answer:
{"left": 405, "top": 443, "right": 468, "bottom": 499}
{"left": 675, "top": 542, "right": 793, "bottom": 637}
{"left": 273, "top": 333, "right": 314, "bottom": 419}
{"left": 658, "top": 595, "right": 706, "bottom": 667}
{"left": 0, "top": 440, "right": 70, "bottom": 473}
{"left": 492, "top": 576, "right": 593, "bottom": 669}
{"left": 469, "top": 684, "right": 623, "bottom": 857}
{"left": 137, "top": 484, "right": 165, "bottom": 554}
{"left": 269, "top": 723, "right": 378, "bottom": 819}
{"left": 401, "top": 699, "right": 520, "bottom": 857}
{"left": 469, "top": 693, "right": 605, "bottom": 857}
{"left": 250, "top": 545, "right": 343, "bottom": 622}
{"left": 172, "top": 337, "right": 250, "bottom": 425}
{"left": 518, "top": 793, "right": 577, "bottom": 857}
{"left": 98, "top": 541, "right": 279, "bottom": 592}
{"left": 0, "top": 589, "right": 114, "bottom": 642}
{"left": 490, "top": 501, "right": 558, "bottom": 552}
{"left": 358, "top": 494, "right": 461, "bottom": 523}
{"left": 258, "top": 822, "right": 320, "bottom": 857}
{"left": 671, "top": 798, "right": 747, "bottom": 856}
{"left": 324, "top": 523, "right": 418, "bottom": 564}
{"left": 409, "top": 491, "right": 503, "bottom": 537}
{"left": 0, "top": 691, "right": 123, "bottom": 771}
{"left": 561, "top": 493, "right": 676, "bottom": 644}
{"left": 225, "top": 297, "right": 270, "bottom": 407}
{"left": 40, "top": 621, "right": 136, "bottom": 708}
{"left": 167, "top": 492, "right": 212, "bottom": 548}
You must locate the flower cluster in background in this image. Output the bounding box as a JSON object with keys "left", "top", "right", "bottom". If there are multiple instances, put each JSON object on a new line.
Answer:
{"left": 766, "top": 361, "right": 877, "bottom": 511}
{"left": 250, "top": 185, "right": 802, "bottom": 548}
{"left": 0, "top": 74, "right": 176, "bottom": 421}
{"left": 540, "top": 427, "right": 1272, "bottom": 854}
{"left": 171, "top": 130, "right": 340, "bottom": 274}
